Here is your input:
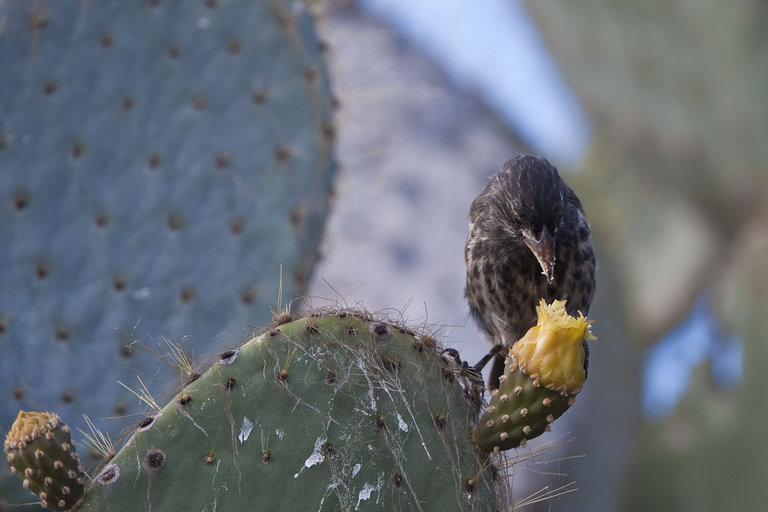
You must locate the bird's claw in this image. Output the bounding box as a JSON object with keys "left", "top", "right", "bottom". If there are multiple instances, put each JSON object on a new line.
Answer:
{"left": 473, "top": 344, "right": 505, "bottom": 372}
{"left": 441, "top": 348, "right": 486, "bottom": 388}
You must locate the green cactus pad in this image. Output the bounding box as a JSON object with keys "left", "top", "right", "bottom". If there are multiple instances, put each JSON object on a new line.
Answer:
{"left": 474, "top": 357, "right": 573, "bottom": 452}
{"left": 4, "top": 411, "right": 86, "bottom": 511}
{"left": 0, "top": 0, "right": 335, "bottom": 502}
{"left": 72, "top": 312, "right": 497, "bottom": 511}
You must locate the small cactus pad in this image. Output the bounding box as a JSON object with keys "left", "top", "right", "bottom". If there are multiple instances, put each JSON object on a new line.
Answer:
{"left": 475, "top": 300, "right": 595, "bottom": 452}
{"left": 71, "top": 312, "right": 497, "bottom": 511}
{"left": 5, "top": 411, "right": 86, "bottom": 511}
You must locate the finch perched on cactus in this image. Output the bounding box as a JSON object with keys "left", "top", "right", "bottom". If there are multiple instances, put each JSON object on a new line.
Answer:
{"left": 464, "top": 155, "right": 596, "bottom": 389}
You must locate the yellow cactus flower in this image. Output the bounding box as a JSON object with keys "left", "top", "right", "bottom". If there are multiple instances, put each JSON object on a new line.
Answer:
{"left": 508, "top": 299, "right": 595, "bottom": 395}
{"left": 4, "top": 411, "right": 62, "bottom": 452}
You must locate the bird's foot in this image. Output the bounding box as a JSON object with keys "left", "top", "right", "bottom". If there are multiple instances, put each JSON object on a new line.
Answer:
{"left": 442, "top": 348, "right": 484, "bottom": 385}
{"left": 473, "top": 344, "right": 505, "bottom": 372}
{"left": 441, "top": 348, "right": 486, "bottom": 407}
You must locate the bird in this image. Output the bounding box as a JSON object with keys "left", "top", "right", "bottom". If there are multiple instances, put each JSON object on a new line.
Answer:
{"left": 464, "top": 154, "right": 596, "bottom": 390}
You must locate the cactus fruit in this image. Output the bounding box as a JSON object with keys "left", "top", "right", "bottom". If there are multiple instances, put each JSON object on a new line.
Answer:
{"left": 44, "top": 311, "right": 498, "bottom": 511}
{"left": 0, "top": 0, "right": 335, "bottom": 502}
{"left": 4, "top": 411, "right": 86, "bottom": 511}
{"left": 474, "top": 300, "right": 594, "bottom": 452}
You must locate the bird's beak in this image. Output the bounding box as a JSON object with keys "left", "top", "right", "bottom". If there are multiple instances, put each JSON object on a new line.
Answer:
{"left": 523, "top": 228, "right": 555, "bottom": 283}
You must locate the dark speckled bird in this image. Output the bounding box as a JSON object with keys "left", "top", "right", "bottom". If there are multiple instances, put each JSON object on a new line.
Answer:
{"left": 464, "top": 154, "right": 596, "bottom": 389}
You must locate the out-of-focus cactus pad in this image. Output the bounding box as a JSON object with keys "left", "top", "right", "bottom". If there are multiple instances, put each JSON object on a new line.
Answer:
{"left": 0, "top": 0, "right": 335, "bottom": 504}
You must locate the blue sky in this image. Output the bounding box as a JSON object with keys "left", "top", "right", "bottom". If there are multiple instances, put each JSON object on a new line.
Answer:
{"left": 359, "top": 0, "right": 591, "bottom": 168}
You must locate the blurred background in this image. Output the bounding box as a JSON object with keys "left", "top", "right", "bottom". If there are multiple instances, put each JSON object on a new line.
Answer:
{"left": 308, "top": 0, "right": 768, "bottom": 510}
{"left": 2, "top": 0, "right": 766, "bottom": 510}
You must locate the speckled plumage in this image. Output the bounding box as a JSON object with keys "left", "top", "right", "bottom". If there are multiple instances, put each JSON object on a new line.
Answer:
{"left": 465, "top": 155, "right": 595, "bottom": 388}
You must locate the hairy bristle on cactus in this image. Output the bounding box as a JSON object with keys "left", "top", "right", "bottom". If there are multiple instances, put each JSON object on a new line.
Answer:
{"left": 5, "top": 412, "right": 86, "bottom": 511}
{"left": 67, "top": 311, "right": 498, "bottom": 511}
{"left": 0, "top": 0, "right": 335, "bottom": 504}
{"left": 474, "top": 300, "right": 595, "bottom": 452}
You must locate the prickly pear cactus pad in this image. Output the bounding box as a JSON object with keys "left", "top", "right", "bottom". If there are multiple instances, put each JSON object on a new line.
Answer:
{"left": 5, "top": 411, "right": 86, "bottom": 511}
{"left": 0, "top": 0, "right": 335, "bottom": 501}
{"left": 67, "top": 311, "right": 498, "bottom": 511}
{"left": 475, "top": 300, "right": 595, "bottom": 452}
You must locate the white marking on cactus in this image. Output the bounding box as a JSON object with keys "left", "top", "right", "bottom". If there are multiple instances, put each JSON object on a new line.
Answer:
{"left": 275, "top": 428, "right": 285, "bottom": 439}
{"left": 132, "top": 287, "right": 151, "bottom": 300}
{"left": 304, "top": 441, "right": 325, "bottom": 468}
{"left": 354, "top": 474, "right": 385, "bottom": 509}
{"left": 396, "top": 413, "right": 408, "bottom": 432}
{"left": 134, "top": 451, "right": 143, "bottom": 485}
{"left": 238, "top": 417, "right": 254, "bottom": 443}
{"left": 294, "top": 436, "right": 327, "bottom": 478}
{"left": 356, "top": 358, "right": 377, "bottom": 411}
{"left": 392, "top": 381, "right": 431, "bottom": 460}
{"left": 352, "top": 463, "right": 362, "bottom": 478}
{"left": 355, "top": 482, "right": 376, "bottom": 510}
{"left": 200, "top": 398, "right": 214, "bottom": 411}
{"left": 178, "top": 407, "right": 208, "bottom": 436}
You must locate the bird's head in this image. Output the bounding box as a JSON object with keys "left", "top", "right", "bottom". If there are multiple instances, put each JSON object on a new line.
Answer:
{"left": 496, "top": 155, "right": 568, "bottom": 283}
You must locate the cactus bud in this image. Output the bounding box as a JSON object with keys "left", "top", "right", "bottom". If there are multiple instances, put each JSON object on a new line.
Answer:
{"left": 5, "top": 411, "right": 86, "bottom": 511}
